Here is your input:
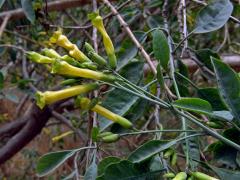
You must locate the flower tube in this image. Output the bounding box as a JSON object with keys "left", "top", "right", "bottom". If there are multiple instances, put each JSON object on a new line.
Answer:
{"left": 36, "top": 83, "right": 99, "bottom": 109}
{"left": 88, "top": 12, "right": 117, "bottom": 69}
{"left": 79, "top": 97, "right": 132, "bottom": 129}
{"left": 50, "top": 30, "right": 91, "bottom": 63}
{"left": 27, "top": 51, "right": 54, "bottom": 64}
{"left": 51, "top": 60, "right": 116, "bottom": 82}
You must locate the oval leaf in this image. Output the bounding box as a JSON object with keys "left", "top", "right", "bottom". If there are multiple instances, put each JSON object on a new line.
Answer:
{"left": 172, "top": 98, "right": 213, "bottom": 115}
{"left": 103, "top": 160, "right": 142, "bottom": 180}
{"left": 152, "top": 29, "right": 170, "bottom": 71}
{"left": 98, "top": 156, "right": 121, "bottom": 176}
{"left": 21, "top": 0, "right": 36, "bottom": 24}
{"left": 194, "top": 0, "right": 233, "bottom": 33}
{"left": 36, "top": 150, "right": 76, "bottom": 177}
{"left": 128, "top": 140, "right": 178, "bottom": 163}
{"left": 211, "top": 57, "right": 240, "bottom": 121}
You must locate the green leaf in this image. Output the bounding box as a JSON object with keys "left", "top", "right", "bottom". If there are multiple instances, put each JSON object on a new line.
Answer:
{"left": 213, "top": 110, "right": 233, "bottom": 121}
{"left": 21, "top": 0, "right": 36, "bottom": 24}
{"left": 156, "top": 64, "right": 164, "bottom": 91}
{"left": 182, "top": 137, "right": 200, "bottom": 170}
{"left": 0, "top": 72, "right": 4, "bottom": 90}
{"left": 209, "top": 165, "right": 240, "bottom": 180}
{"left": 128, "top": 140, "right": 179, "bottom": 163}
{"left": 84, "top": 161, "right": 98, "bottom": 180}
{"left": 194, "top": 0, "right": 233, "bottom": 33}
{"left": 91, "top": 127, "right": 100, "bottom": 142}
{"left": 116, "top": 32, "right": 146, "bottom": 71}
{"left": 98, "top": 156, "right": 121, "bottom": 176}
{"left": 99, "top": 61, "right": 144, "bottom": 131}
{"left": 119, "top": 61, "right": 144, "bottom": 83}
{"left": 211, "top": 57, "right": 240, "bottom": 121}
{"left": 152, "top": 30, "right": 170, "bottom": 71}
{"left": 0, "top": 0, "right": 6, "bottom": 9}
{"left": 195, "top": 49, "right": 220, "bottom": 71}
{"left": 172, "top": 98, "right": 213, "bottom": 115}
{"left": 36, "top": 150, "right": 76, "bottom": 177}
{"left": 103, "top": 160, "right": 143, "bottom": 180}
{"left": 197, "top": 87, "right": 227, "bottom": 111}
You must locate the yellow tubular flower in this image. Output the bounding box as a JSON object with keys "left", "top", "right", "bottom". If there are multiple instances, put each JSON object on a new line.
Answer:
{"left": 88, "top": 12, "right": 117, "bottom": 69}
{"left": 51, "top": 60, "right": 116, "bottom": 82}
{"left": 69, "top": 45, "right": 91, "bottom": 63}
{"left": 52, "top": 131, "right": 74, "bottom": 143}
{"left": 42, "top": 48, "right": 61, "bottom": 59}
{"left": 50, "top": 31, "right": 91, "bottom": 63}
{"left": 27, "top": 51, "right": 54, "bottom": 64}
{"left": 80, "top": 97, "right": 132, "bottom": 129}
{"left": 36, "top": 83, "right": 99, "bottom": 109}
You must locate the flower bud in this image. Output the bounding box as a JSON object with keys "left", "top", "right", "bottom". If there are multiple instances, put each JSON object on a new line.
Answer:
{"left": 163, "top": 148, "right": 174, "bottom": 159}
{"left": 36, "top": 83, "right": 99, "bottom": 109}
{"left": 84, "top": 42, "right": 95, "bottom": 53}
{"left": 102, "top": 134, "right": 120, "bottom": 143}
{"left": 190, "top": 172, "right": 219, "bottom": 180}
{"left": 173, "top": 172, "right": 187, "bottom": 180}
{"left": 51, "top": 60, "right": 116, "bottom": 82}
{"left": 88, "top": 51, "right": 107, "bottom": 67}
{"left": 163, "top": 173, "right": 175, "bottom": 178}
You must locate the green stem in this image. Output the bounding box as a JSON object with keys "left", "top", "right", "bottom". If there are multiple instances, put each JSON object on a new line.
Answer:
{"left": 120, "top": 129, "right": 203, "bottom": 137}
{"left": 114, "top": 82, "right": 170, "bottom": 108}
{"left": 175, "top": 109, "right": 240, "bottom": 151}
{"left": 114, "top": 72, "right": 169, "bottom": 107}
{"left": 175, "top": 72, "right": 199, "bottom": 90}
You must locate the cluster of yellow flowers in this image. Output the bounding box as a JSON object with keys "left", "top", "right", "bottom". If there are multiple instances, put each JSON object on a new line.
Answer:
{"left": 27, "top": 13, "right": 133, "bottom": 132}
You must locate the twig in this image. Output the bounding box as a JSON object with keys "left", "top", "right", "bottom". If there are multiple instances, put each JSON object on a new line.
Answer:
{"left": 0, "top": 14, "right": 10, "bottom": 39}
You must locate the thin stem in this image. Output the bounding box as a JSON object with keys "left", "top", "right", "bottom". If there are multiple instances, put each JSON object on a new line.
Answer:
{"left": 173, "top": 31, "right": 194, "bottom": 54}
{"left": 120, "top": 129, "right": 203, "bottom": 137}
{"left": 113, "top": 82, "right": 170, "bottom": 108}
{"left": 114, "top": 72, "right": 169, "bottom": 107}
{"left": 175, "top": 72, "right": 199, "bottom": 90}
{"left": 175, "top": 109, "right": 240, "bottom": 151}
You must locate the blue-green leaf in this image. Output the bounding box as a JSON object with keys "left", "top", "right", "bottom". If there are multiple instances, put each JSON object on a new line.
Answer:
{"left": 98, "top": 156, "right": 121, "bottom": 176}
{"left": 152, "top": 29, "right": 170, "bottom": 71}
{"left": 211, "top": 57, "right": 240, "bottom": 121}
{"left": 36, "top": 150, "right": 76, "bottom": 177}
{"left": 210, "top": 165, "right": 240, "bottom": 180}
{"left": 172, "top": 98, "right": 213, "bottom": 115}
{"left": 21, "top": 0, "right": 36, "bottom": 24}
{"left": 194, "top": 0, "right": 233, "bottom": 33}
{"left": 128, "top": 140, "right": 178, "bottom": 163}
{"left": 84, "top": 161, "right": 98, "bottom": 180}
{"left": 0, "top": 0, "right": 6, "bottom": 9}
